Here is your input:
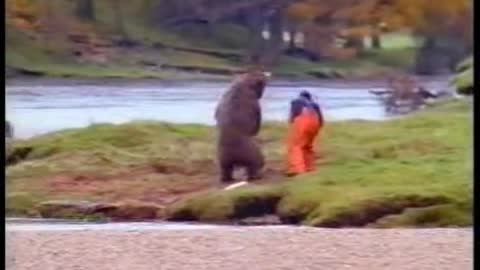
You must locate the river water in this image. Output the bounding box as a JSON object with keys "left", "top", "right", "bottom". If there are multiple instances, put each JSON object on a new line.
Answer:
{"left": 5, "top": 218, "right": 470, "bottom": 232}
{"left": 5, "top": 77, "right": 452, "bottom": 139}
{"left": 6, "top": 219, "right": 228, "bottom": 232}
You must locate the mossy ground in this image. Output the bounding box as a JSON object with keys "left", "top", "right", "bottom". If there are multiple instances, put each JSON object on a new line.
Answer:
{"left": 6, "top": 100, "right": 472, "bottom": 227}
{"left": 168, "top": 100, "right": 472, "bottom": 227}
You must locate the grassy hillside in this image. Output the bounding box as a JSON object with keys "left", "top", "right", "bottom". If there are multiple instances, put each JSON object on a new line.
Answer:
{"left": 6, "top": 100, "right": 472, "bottom": 227}
{"left": 6, "top": 0, "right": 418, "bottom": 80}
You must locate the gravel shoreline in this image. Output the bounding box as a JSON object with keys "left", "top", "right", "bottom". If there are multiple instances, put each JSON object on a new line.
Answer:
{"left": 6, "top": 227, "right": 472, "bottom": 270}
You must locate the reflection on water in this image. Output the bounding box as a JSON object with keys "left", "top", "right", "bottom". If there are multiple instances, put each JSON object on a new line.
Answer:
{"left": 6, "top": 78, "right": 451, "bottom": 139}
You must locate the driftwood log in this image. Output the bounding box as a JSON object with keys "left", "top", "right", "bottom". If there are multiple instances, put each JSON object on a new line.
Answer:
{"left": 371, "top": 76, "right": 451, "bottom": 114}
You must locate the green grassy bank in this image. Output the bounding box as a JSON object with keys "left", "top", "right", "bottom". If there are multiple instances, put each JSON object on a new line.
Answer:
{"left": 6, "top": 100, "right": 472, "bottom": 227}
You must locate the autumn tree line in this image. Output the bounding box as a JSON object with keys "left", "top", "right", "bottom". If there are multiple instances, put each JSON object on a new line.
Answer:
{"left": 7, "top": 0, "right": 472, "bottom": 75}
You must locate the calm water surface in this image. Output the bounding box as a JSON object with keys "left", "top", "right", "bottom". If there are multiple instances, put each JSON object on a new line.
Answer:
{"left": 5, "top": 77, "right": 452, "bottom": 139}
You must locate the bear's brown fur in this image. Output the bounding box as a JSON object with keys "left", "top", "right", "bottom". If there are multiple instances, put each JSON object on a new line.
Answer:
{"left": 214, "top": 71, "right": 268, "bottom": 183}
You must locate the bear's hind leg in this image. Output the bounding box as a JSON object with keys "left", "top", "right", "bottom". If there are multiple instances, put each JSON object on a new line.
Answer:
{"left": 246, "top": 165, "right": 262, "bottom": 181}
{"left": 245, "top": 141, "right": 265, "bottom": 181}
{"left": 220, "top": 162, "right": 235, "bottom": 183}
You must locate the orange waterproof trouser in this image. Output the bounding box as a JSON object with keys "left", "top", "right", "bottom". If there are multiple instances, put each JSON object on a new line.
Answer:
{"left": 287, "top": 111, "right": 321, "bottom": 174}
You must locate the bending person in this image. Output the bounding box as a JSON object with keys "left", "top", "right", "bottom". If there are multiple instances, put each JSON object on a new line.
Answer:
{"left": 286, "top": 90, "right": 324, "bottom": 176}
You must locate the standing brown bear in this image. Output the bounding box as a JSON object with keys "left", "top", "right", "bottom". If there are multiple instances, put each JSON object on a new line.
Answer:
{"left": 214, "top": 71, "right": 269, "bottom": 183}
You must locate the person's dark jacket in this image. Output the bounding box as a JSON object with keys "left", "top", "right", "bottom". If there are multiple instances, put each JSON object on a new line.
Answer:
{"left": 289, "top": 96, "right": 323, "bottom": 124}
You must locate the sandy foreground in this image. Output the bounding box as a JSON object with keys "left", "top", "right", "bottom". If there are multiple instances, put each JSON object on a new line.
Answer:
{"left": 6, "top": 226, "right": 472, "bottom": 270}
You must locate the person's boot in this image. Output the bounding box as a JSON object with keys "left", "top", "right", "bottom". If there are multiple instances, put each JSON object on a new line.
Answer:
{"left": 285, "top": 171, "right": 299, "bottom": 177}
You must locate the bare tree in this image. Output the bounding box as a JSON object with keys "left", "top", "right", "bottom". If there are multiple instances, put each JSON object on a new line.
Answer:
{"left": 111, "top": 0, "right": 127, "bottom": 39}
{"left": 244, "top": 7, "right": 267, "bottom": 64}
{"left": 265, "top": 7, "right": 286, "bottom": 65}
